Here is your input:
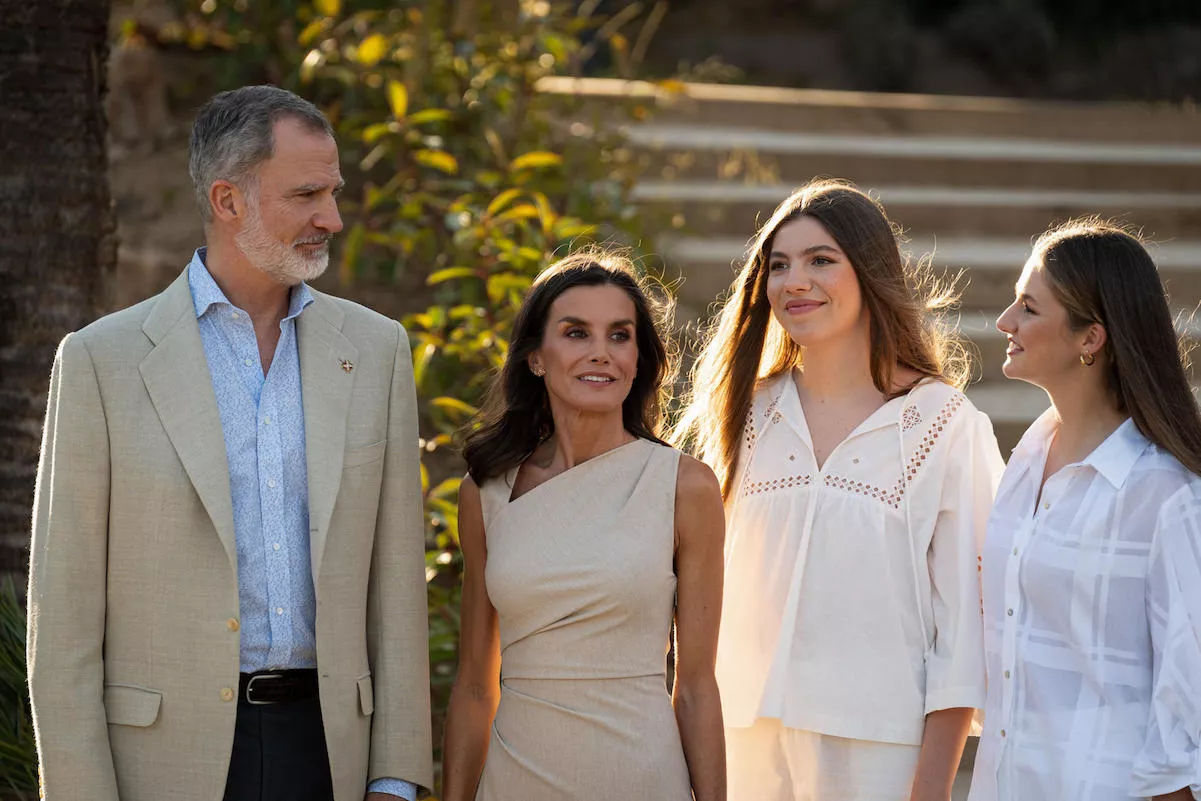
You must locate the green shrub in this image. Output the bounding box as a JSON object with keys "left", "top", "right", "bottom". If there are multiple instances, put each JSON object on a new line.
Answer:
{"left": 0, "top": 579, "right": 35, "bottom": 796}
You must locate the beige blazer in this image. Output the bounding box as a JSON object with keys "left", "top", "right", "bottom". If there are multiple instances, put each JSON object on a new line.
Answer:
{"left": 26, "top": 270, "right": 433, "bottom": 800}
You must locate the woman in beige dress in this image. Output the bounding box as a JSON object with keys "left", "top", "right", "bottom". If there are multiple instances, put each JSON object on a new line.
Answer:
{"left": 441, "top": 250, "right": 727, "bottom": 801}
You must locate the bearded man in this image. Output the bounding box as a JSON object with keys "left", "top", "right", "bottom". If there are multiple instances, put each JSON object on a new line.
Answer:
{"left": 26, "top": 86, "right": 432, "bottom": 801}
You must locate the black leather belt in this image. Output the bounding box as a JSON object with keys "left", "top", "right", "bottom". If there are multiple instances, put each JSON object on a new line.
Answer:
{"left": 238, "top": 669, "right": 320, "bottom": 705}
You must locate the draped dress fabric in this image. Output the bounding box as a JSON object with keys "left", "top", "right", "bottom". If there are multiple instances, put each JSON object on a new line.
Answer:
{"left": 474, "top": 439, "right": 693, "bottom": 801}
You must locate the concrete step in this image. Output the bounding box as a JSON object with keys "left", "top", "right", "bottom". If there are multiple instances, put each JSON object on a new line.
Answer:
{"left": 540, "top": 77, "right": 1201, "bottom": 144}
{"left": 639, "top": 185, "right": 1201, "bottom": 242}
{"left": 639, "top": 146, "right": 1201, "bottom": 194}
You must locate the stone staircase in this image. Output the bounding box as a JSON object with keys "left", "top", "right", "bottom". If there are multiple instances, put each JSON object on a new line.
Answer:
{"left": 541, "top": 77, "right": 1201, "bottom": 455}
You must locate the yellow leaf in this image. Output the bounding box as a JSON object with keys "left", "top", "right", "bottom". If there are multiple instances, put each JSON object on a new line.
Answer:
{"left": 414, "top": 149, "right": 459, "bottom": 175}
{"left": 386, "top": 80, "right": 408, "bottom": 120}
{"left": 509, "top": 151, "right": 563, "bottom": 172}
{"left": 494, "top": 203, "right": 540, "bottom": 223}
{"left": 315, "top": 0, "right": 341, "bottom": 16}
{"left": 358, "top": 34, "right": 388, "bottom": 67}
{"left": 485, "top": 188, "right": 523, "bottom": 218}
{"left": 298, "top": 19, "right": 326, "bottom": 47}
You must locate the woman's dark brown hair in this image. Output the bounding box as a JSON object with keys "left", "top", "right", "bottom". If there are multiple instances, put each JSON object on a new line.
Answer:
{"left": 672, "top": 178, "right": 968, "bottom": 499}
{"left": 463, "top": 249, "right": 675, "bottom": 484}
{"left": 1034, "top": 218, "right": 1201, "bottom": 476}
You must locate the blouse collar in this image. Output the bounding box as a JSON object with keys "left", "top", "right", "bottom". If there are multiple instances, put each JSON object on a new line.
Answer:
{"left": 1011, "top": 407, "right": 1149, "bottom": 490}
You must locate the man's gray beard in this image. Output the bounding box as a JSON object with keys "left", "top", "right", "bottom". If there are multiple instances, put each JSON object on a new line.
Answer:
{"left": 234, "top": 202, "right": 329, "bottom": 286}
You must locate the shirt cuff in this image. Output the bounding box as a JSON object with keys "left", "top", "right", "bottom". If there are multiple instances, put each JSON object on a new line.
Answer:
{"left": 367, "top": 778, "right": 418, "bottom": 800}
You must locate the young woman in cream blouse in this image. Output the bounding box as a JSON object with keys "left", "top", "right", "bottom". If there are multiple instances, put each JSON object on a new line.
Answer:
{"left": 674, "top": 179, "right": 1004, "bottom": 801}
{"left": 968, "top": 220, "right": 1201, "bottom": 801}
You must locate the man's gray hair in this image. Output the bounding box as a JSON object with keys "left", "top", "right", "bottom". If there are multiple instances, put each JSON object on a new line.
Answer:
{"left": 188, "top": 85, "right": 334, "bottom": 224}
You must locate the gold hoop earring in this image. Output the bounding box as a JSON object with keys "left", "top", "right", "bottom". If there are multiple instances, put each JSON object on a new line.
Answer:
{"left": 1080, "top": 352, "right": 1096, "bottom": 366}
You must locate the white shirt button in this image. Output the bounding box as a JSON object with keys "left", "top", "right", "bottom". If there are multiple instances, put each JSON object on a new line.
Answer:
{"left": 263, "top": 416, "right": 272, "bottom": 425}
{"left": 267, "top": 479, "right": 276, "bottom": 489}
{"left": 243, "top": 358, "right": 253, "bottom": 367}
{"left": 1007, "top": 608, "right": 1014, "bottom": 616}
{"left": 276, "top": 607, "right": 284, "bottom": 615}
{"left": 1012, "top": 547, "right": 1019, "bottom": 555}
{"left": 1043, "top": 501, "right": 1051, "bottom": 510}
{"left": 230, "top": 312, "right": 240, "bottom": 320}
{"left": 273, "top": 543, "right": 281, "bottom": 551}
{"left": 1004, "top": 669, "right": 1011, "bottom": 679}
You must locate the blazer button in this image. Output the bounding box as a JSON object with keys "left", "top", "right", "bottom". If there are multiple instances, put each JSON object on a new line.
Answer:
{"left": 227, "top": 618, "right": 240, "bottom": 632}
{"left": 221, "top": 687, "right": 235, "bottom": 702}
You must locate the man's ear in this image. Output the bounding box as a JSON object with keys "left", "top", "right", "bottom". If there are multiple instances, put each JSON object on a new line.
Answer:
{"left": 209, "top": 179, "right": 245, "bottom": 223}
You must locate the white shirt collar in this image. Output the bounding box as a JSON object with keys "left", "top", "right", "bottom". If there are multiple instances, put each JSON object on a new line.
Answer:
{"left": 1011, "top": 408, "right": 1149, "bottom": 490}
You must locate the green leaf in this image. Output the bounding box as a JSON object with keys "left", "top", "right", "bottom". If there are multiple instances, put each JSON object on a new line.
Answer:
{"left": 431, "top": 397, "right": 480, "bottom": 418}
{"left": 426, "top": 266, "right": 478, "bottom": 285}
{"left": 509, "top": 151, "right": 563, "bottom": 172}
{"left": 386, "top": 80, "right": 408, "bottom": 119}
{"left": 486, "top": 188, "right": 523, "bottom": 218}
{"left": 494, "top": 203, "right": 540, "bottom": 223}
{"left": 414, "top": 149, "right": 459, "bottom": 175}
{"left": 407, "top": 108, "right": 455, "bottom": 126}
{"left": 357, "top": 34, "right": 388, "bottom": 67}
{"left": 361, "top": 122, "right": 396, "bottom": 144}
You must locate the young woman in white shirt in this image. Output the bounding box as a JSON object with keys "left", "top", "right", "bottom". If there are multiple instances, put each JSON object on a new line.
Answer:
{"left": 968, "top": 220, "right": 1201, "bottom": 801}
{"left": 674, "top": 179, "right": 1005, "bottom": 801}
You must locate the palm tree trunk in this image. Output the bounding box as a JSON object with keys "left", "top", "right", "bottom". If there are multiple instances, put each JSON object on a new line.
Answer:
{"left": 0, "top": 0, "right": 116, "bottom": 582}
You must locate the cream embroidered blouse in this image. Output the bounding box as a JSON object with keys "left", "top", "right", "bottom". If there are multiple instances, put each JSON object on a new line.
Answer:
{"left": 716, "top": 372, "right": 1004, "bottom": 745}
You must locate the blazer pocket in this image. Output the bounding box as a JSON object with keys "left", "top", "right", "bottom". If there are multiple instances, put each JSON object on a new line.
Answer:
{"left": 344, "top": 439, "right": 386, "bottom": 469}
{"left": 104, "top": 684, "right": 162, "bottom": 727}
{"left": 356, "top": 673, "right": 374, "bottom": 716}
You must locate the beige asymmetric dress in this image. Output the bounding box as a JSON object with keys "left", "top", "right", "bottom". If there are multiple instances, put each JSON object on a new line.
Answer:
{"left": 474, "top": 438, "right": 693, "bottom": 801}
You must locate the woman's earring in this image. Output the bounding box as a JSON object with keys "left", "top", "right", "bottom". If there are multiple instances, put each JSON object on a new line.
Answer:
{"left": 1080, "top": 352, "right": 1096, "bottom": 366}
{"left": 531, "top": 364, "right": 546, "bottom": 377}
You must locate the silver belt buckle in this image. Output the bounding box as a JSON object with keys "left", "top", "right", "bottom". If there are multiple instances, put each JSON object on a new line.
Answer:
{"left": 245, "top": 672, "right": 283, "bottom": 705}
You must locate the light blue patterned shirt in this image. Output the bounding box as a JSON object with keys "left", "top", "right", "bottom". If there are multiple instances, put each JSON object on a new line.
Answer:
{"left": 189, "top": 251, "right": 415, "bottom": 800}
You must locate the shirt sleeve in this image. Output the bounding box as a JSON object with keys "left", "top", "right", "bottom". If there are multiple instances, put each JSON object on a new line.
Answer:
{"left": 923, "top": 407, "right": 1004, "bottom": 715}
{"left": 367, "top": 777, "right": 418, "bottom": 800}
{"left": 1131, "top": 482, "right": 1201, "bottom": 800}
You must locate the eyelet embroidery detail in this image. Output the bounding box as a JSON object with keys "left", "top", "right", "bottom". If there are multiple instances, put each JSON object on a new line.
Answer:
{"left": 740, "top": 394, "right": 965, "bottom": 508}
{"left": 902, "top": 406, "right": 922, "bottom": 432}
{"left": 743, "top": 473, "right": 813, "bottom": 495}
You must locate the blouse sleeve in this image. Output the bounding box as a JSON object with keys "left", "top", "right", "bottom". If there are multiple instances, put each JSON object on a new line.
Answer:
{"left": 1131, "top": 481, "right": 1201, "bottom": 799}
{"left": 923, "top": 407, "right": 1005, "bottom": 715}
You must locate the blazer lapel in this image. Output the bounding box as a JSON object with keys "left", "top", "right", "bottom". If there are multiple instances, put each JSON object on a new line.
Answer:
{"left": 297, "top": 293, "right": 358, "bottom": 583}
{"left": 139, "top": 271, "right": 237, "bottom": 569}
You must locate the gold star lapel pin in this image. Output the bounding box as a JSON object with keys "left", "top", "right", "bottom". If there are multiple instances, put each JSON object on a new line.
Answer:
{"left": 340, "top": 359, "right": 354, "bottom": 373}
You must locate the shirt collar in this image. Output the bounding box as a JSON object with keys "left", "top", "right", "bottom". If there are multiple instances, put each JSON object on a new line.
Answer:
{"left": 1081, "top": 417, "right": 1149, "bottom": 490}
{"left": 1011, "top": 408, "right": 1148, "bottom": 490}
{"left": 187, "top": 247, "right": 314, "bottom": 322}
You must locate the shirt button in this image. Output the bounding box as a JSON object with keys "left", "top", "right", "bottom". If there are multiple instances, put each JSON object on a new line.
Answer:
{"left": 273, "top": 543, "right": 281, "bottom": 551}
{"left": 1012, "top": 547, "right": 1019, "bottom": 555}
{"left": 243, "top": 358, "right": 253, "bottom": 367}
{"left": 852, "top": 457, "right": 860, "bottom": 464}
{"left": 1000, "top": 728, "right": 1007, "bottom": 738}
{"left": 267, "top": 479, "right": 276, "bottom": 488}
{"left": 276, "top": 607, "right": 284, "bottom": 615}
{"left": 1043, "top": 501, "right": 1051, "bottom": 510}
{"left": 230, "top": 312, "right": 240, "bottom": 320}
{"left": 1007, "top": 608, "right": 1014, "bottom": 616}
{"left": 1004, "top": 669, "right": 1011, "bottom": 679}
{"left": 226, "top": 618, "right": 239, "bottom": 632}
{"left": 221, "top": 687, "right": 235, "bottom": 702}
{"left": 263, "top": 416, "right": 272, "bottom": 425}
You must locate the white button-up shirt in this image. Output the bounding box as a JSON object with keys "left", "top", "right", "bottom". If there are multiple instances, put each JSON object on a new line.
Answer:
{"left": 969, "top": 411, "right": 1201, "bottom": 801}
{"left": 716, "top": 373, "right": 1003, "bottom": 745}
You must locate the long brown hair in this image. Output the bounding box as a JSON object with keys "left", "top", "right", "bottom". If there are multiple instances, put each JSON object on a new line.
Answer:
{"left": 463, "top": 249, "right": 675, "bottom": 485}
{"left": 672, "top": 179, "right": 968, "bottom": 499}
{"left": 1034, "top": 218, "right": 1201, "bottom": 476}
